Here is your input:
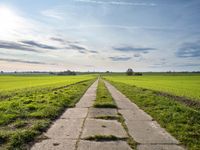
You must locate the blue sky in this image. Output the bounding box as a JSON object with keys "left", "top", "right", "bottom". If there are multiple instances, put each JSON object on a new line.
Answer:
{"left": 0, "top": 0, "right": 199, "bottom": 72}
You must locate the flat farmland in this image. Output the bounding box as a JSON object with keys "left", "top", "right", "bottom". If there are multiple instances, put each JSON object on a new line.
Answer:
{"left": 104, "top": 75, "right": 200, "bottom": 101}
{"left": 0, "top": 75, "right": 96, "bottom": 91}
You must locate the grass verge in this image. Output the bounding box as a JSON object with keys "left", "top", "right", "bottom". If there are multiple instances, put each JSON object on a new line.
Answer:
{"left": 0, "top": 79, "right": 95, "bottom": 149}
{"left": 108, "top": 81, "right": 200, "bottom": 150}
{"left": 94, "top": 80, "right": 117, "bottom": 108}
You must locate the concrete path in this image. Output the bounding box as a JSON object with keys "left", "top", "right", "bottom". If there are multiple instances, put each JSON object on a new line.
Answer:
{"left": 31, "top": 80, "right": 98, "bottom": 150}
{"left": 31, "top": 79, "right": 131, "bottom": 150}
{"left": 104, "top": 81, "right": 185, "bottom": 150}
{"left": 31, "top": 78, "right": 185, "bottom": 150}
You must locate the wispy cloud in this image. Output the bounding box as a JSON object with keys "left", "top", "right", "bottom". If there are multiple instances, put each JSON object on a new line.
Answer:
{"left": 89, "top": 50, "right": 98, "bottom": 53}
{"left": 176, "top": 41, "right": 200, "bottom": 58}
{"left": 109, "top": 56, "right": 132, "bottom": 61}
{"left": 0, "top": 40, "right": 41, "bottom": 53}
{"left": 50, "top": 37, "right": 65, "bottom": 43}
{"left": 41, "top": 9, "right": 64, "bottom": 20}
{"left": 69, "top": 44, "right": 87, "bottom": 50}
{"left": 75, "top": 0, "right": 157, "bottom": 6}
{"left": 21, "top": 40, "right": 58, "bottom": 50}
{"left": 0, "top": 58, "right": 53, "bottom": 65}
{"left": 113, "top": 46, "right": 155, "bottom": 53}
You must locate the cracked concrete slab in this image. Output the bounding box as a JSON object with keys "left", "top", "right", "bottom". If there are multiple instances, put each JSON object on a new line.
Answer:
{"left": 81, "top": 119, "right": 128, "bottom": 139}
{"left": 119, "top": 109, "right": 152, "bottom": 121}
{"left": 45, "top": 119, "right": 84, "bottom": 139}
{"left": 88, "top": 108, "right": 118, "bottom": 118}
{"left": 137, "top": 144, "right": 185, "bottom": 150}
{"left": 31, "top": 139, "right": 76, "bottom": 150}
{"left": 125, "top": 120, "right": 179, "bottom": 144}
{"left": 60, "top": 108, "right": 88, "bottom": 119}
{"left": 78, "top": 140, "right": 132, "bottom": 150}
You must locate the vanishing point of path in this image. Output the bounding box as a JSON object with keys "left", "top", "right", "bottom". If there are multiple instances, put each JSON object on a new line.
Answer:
{"left": 31, "top": 79, "right": 185, "bottom": 150}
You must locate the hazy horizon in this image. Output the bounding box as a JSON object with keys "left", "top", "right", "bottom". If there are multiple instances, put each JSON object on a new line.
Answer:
{"left": 0, "top": 0, "right": 200, "bottom": 72}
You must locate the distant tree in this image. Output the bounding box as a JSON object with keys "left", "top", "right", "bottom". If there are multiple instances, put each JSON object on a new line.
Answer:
{"left": 0, "top": 71, "right": 3, "bottom": 74}
{"left": 106, "top": 71, "right": 110, "bottom": 73}
{"left": 126, "top": 68, "right": 133, "bottom": 76}
{"left": 57, "top": 70, "right": 76, "bottom": 75}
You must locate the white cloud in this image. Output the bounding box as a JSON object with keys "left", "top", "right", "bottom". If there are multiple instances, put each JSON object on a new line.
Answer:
{"left": 41, "top": 9, "right": 64, "bottom": 20}
{"left": 75, "top": 0, "right": 157, "bottom": 6}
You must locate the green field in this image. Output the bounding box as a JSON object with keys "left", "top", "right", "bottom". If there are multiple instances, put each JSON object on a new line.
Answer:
{"left": 0, "top": 75, "right": 96, "bottom": 91}
{"left": 0, "top": 75, "right": 96, "bottom": 149}
{"left": 104, "top": 75, "right": 200, "bottom": 101}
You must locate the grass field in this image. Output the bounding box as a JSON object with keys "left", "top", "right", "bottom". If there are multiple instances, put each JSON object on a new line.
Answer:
{"left": 104, "top": 75, "right": 200, "bottom": 101}
{"left": 0, "top": 75, "right": 96, "bottom": 149}
{"left": 104, "top": 74, "right": 200, "bottom": 150}
{"left": 0, "top": 75, "right": 96, "bottom": 91}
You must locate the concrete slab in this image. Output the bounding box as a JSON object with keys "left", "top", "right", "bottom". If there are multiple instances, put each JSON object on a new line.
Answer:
{"left": 119, "top": 109, "right": 152, "bottom": 121}
{"left": 104, "top": 81, "right": 139, "bottom": 109}
{"left": 88, "top": 108, "right": 118, "bottom": 118}
{"left": 76, "top": 80, "right": 98, "bottom": 108}
{"left": 31, "top": 139, "right": 76, "bottom": 150}
{"left": 78, "top": 140, "right": 132, "bottom": 150}
{"left": 60, "top": 108, "right": 88, "bottom": 119}
{"left": 45, "top": 119, "right": 84, "bottom": 139}
{"left": 126, "top": 120, "right": 179, "bottom": 144}
{"left": 137, "top": 144, "right": 185, "bottom": 150}
{"left": 81, "top": 119, "right": 128, "bottom": 139}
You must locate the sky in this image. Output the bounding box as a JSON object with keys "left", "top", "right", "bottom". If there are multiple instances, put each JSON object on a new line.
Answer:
{"left": 0, "top": 0, "right": 199, "bottom": 72}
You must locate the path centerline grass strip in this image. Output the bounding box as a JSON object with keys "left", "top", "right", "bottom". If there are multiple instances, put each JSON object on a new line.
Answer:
{"left": 93, "top": 79, "right": 117, "bottom": 108}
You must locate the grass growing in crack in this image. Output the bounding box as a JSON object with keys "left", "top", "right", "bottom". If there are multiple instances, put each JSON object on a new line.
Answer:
{"left": 95, "top": 115, "right": 120, "bottom": 120}
{"left": 117, "top": 113, "right": 137, "bottom": 150}
{"left": 0, "top": 79, "right": 96, "bottom": 149}
{"left": 84, "top": 135, "right": 125, "bottom": 141}
{"left": 107, "top": 81, "right": 200, "bottom": 150}
{"left": 94, "top": 80, "right": 117, "bottom": 108}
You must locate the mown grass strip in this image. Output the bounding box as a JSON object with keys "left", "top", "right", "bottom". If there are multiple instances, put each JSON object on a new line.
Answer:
{"left": 108, "top": 81, "right": 200, "bottom": 150}
{"left": 94, "top": 115, "right": 120, "bottom": 120}
{"left": 0, "top": 79, "right": 95, "bottom": 149}
{"left": 84, "top": 135, "right": 125, "bottom": 141}
{"left": 94, "top": 80, "right": 117, "bottom": 108}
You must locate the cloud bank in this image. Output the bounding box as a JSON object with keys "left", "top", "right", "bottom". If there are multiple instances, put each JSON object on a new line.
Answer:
{"left": 176, "top": 41, "right": 200, "bottom": 58}
{"left": 113, "top": 46, "right": 155, "bottom": 53}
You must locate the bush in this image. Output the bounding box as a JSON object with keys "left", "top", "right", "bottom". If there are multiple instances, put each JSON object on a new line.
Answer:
{"left": 134, "top": 72, "right": 143, "bottom": 76}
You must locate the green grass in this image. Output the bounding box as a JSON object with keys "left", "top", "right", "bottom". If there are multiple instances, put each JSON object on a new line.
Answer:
{"left": 117, "top": 113, "right": 136, "bottom": 150}
{"left": 108, "top": 81, "right": 200, "bottom": 150}
{"left": 104, "top": 75, "right": 200, "bottom": 101}
{"left": 0, "top": 74, "right": 95, "bottom": 92}
{"left": 84, "top": 135, "right": 124, "bottom": 141}
{"left": 94, "top": 80, "right": 117, "bottom": 108}
{"left": 0, "top": 78, "right": 95, "bottom": 149}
